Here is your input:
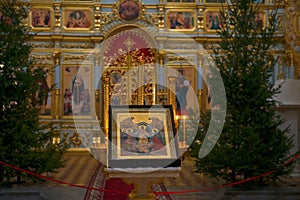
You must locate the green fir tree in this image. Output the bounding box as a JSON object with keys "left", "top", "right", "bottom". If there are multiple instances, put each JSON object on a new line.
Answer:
{"left": 190, "top": 0, "right": 294, "bottom": 185}
{"left": 0, "top": 0, "right": 68, "bottom": 186}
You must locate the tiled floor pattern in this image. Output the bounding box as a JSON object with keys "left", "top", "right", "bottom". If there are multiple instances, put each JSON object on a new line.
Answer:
{"left": 47, "top": 152, "right": 225, "bottom": 199}
{"left": 48, "top": 152, "right": 212, "bottom": 187}
{"left": 165, "top": 155, "right": 223, "bottom": 186}
{"left": 46, "top": 152, "right": 300, "bottom": 199}
{"left": 48, "top": 153, "right": 99, "bottom": 187}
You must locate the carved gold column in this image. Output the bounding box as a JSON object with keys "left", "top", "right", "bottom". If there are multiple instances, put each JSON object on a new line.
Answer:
{"left": 124, "top": 38, "right": 135, "bottom": 105}
{"left": 197, "top": 53, "right": 205, "bottom": 112}
{"left": 53, "top": 3, "right": 61, "bottom": 32}
{"left": 53, "top": 51, "right": 61, "bottom": 66}
{"left": 53, "top": 51, "right": 61, "bottom": 119}
{"left": 197, "top": 89, "right": 204, "bottom": 112}
{"left": 95, "top": 89, "right": 100, "bottom": 120}
{"left": 168, "top": 77, "right": 176, "bottom": 117}
{"left": 102, "top": 77, "right": 110, "bottom": 136}
{"left": 137, "top": 61, "right": 145, "bottom": 105}
{"left": 53, "top": 129, "right": 60, "bottom": 144}
{"left": 286, "top": 50, "right": 297, "bottom": 79}
{"left": 285, "top": 0, "right": 297, "bottom": 78}
{"left": 94, "top": 50, "right": 101, "bottom": 120}
{"left": 53, "top": 89, "right": 60, "bottom": 119}
{"left": 277, "top": 56, "right": 286, "bottom": 80}
{"left": 291, "top": 52, "right": 298, "bottom": 79}
{"left": 94, "top": 4, "right": 101, "bottom": 31}
{"left": 197, "top": 8, "right": 204, "bottom": 30}
{"left": 203, "top": 63, "right": 209, "bottom": 111}
{"left": 157, "top": 5, "right": 165, "bottom": 29}
{"left": 157, "top": 50, "right": 166, "bottom": 105}
{"left": 99, "top": 79, "right": 104, "bottom": 127}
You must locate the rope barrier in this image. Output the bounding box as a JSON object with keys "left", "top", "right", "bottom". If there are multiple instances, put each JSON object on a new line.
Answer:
{"left": 0, "top": 160, "right": 128, "bottom": 195}
{"left": 1, "top": 151, "right": 299, "bottom": 196}
{"left": 154, "top": 151, "right": 300, "bottom": 195}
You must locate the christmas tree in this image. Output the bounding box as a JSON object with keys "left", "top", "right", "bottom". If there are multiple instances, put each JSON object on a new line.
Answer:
{"left": 0, "top": 0, "right": 68, "bottom": 185}
{"left": 190, "top": 0, "right": 294, "bottom": 185}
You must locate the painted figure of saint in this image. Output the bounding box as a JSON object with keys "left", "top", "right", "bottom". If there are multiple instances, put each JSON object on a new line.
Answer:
{"left": 136, "top": 129, "right": 153, "bottom": 154}
{"left": 80, "top": 89, "right": 90, "bottom": 114}
{"left": 31, "top": 9, "right": 51, "bottom": 27}
{"left": 64, "top": 88, "right": 72, "bottom": 114}
{"left": 175, "top": 69, "right": 189, "bottom": 115}
{"left": 65, "top": 10, "right": 91, "bottom": 28}
{"left": 118, "top": 0, "right": 140, "bottom": 21}
{"left": 72, "top": 74, "right": 84, "bottom": 105}
{"left": 34, "top": 74, "right": 50, "bottom": 115}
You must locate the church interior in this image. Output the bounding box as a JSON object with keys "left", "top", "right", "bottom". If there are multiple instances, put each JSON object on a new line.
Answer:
{"left": 4, "top": 0, "right": 300, "bottom": 199}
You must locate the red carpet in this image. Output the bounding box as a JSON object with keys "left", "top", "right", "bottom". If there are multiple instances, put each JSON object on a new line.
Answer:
{"left": 83, "top": 162, "right": 133, "bottom": 200}
{"left": 103, "top": 178, "right": 134, "bottom": 200}
{"left": 84, "top": 162, "right": 172, "bottom": 200}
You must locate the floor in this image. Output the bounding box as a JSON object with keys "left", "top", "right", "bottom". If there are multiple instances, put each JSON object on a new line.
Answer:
{"left": 2, "top": 150, "right": 300, "bottom": 200}
{"left": 46, "top": 150, "right": 226, "bottom": 199}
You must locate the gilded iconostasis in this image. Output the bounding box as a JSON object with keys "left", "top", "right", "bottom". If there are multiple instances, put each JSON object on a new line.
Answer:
{"left": 16, "top": 0, "right": 298, "bottom": 149}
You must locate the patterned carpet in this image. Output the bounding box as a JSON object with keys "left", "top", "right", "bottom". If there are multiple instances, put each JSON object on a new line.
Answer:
{"left": 19, "top": 151, "right": 300, "bottom": 199}
{"left": 83, "top": 162, "right": 106, "bottom": 200}
{"left": 152, "top": 183, "right": 173, "bottom": 200}
{"left": 83, "top": 162, "right": 172, "bottom": 200}
{"left": 48, "top": 151, "right": 209, "bottom": 200}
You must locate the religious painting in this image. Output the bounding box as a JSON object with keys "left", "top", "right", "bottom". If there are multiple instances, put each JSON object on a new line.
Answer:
{"left": 205, "top": 79, "right": 212, "bottom": 110}
{"left": 62, "top": 9, "right": 93, "bottom": 29}
{"left": 110, "top": 71, "right": 122, "bottom": 85}
{"left": 231, "top": 0, "right": 264, "bottom": 3}
{"left": 117, "top": 0, "right": 140, "bottom": 22}
{"left": 205, "top": 10, "right": 224, "bottom": 31}
{"left": 30, "top": 7, "right": 53, "bottom": 29}
{"left": 276, "top": 13, "right": 285, "bottom": 33}
{"left": 34, "top": 65, "right": 53, "bottom": 117}
{"left": 63, "top": 0, "right": 92, "bottom": 1}
{"left": 297, "top": 14, "right": 300, "bottom": 33}
{"left": 62, "top": 65, "right": 92, "bottom": 117}
{"left": 254, "top": 0, "right": 265, "bottom": 3}
{"left": 166, "top": 11, "right": 196, "bottom": 31}
{"left": 167, "top": 65, "right": 197, "bottom": 116}
{"left": 205, "top": 0, "right": 225, "bottom": 3}
{"left": 108, "top": 105, "right": 179, "bottom": 168}
{"left": 109, "top": 70, "right": 124, "bottom": 106}
{"left": 0, "top": 11, "right": 13, "bottom": 25}
{"left": 167, "top": 0, "right": 195, "bottom": 2}
{"left": 252, "top": 11, "right": 265, "bottom": 30}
